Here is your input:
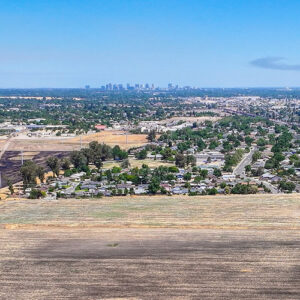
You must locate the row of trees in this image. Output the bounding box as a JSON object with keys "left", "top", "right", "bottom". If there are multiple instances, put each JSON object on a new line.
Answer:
{"left": 20, "top": 142, "right": 129, "bottom": 188}
{"left": 70, "top": 142, "right": 127, "bottom": 170}
{"left": 223, "top": 149, "right": 244, "bottom": 172}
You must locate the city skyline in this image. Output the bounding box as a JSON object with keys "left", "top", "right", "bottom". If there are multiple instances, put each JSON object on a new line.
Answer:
{"left": 1, "top": 0, "right": 300, "bottom": 88}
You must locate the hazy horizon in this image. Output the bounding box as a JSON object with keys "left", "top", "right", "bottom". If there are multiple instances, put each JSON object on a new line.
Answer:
{"left": 1, "top": 0, "right": 300, "bottom": 88}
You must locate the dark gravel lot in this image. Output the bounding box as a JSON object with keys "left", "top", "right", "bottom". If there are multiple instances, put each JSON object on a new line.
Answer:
{"left": 1, "top": 228, "right": 299, "bottom": 299}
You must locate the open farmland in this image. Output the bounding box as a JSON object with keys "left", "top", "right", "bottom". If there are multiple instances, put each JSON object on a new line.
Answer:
{"left": 0, "top": 194, "right": 300, "bottom": 299}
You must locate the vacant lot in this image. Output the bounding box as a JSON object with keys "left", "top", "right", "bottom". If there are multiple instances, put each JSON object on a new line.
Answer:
{"left": 68, "top": 130, "right": 148, "bottom": 149}
{"left": 1, "top": 194, "right": 299, "bottom": 229}
{"left": 0, "top": 194, "right": 299, "bottom": 299}
{"left": 7, "top": 130, "right": 148, "bottom": 152}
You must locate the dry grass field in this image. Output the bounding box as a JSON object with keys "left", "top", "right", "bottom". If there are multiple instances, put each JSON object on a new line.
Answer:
{"left": 0, "top": 194, "right": 300, "bottom": 299}
{"left": 68, "top": 130, "right": 148, "bottom": 149}
{"left": 0, "top": 194, "right": 299, "bottom": 229}
{"left": 6, "top": 130, "right": 148, "bottom": 152}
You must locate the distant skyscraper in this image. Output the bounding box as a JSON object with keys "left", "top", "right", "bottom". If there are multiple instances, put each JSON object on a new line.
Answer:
{"left": 145, "top": 83, "right": 149, "bottom": 89}
{"left": 168, "top": 83, "right": 173, "bottom": 90}
{"left": 151, "top": 84, "right": 155, "bottom": 89}
{"left": 85, "top": 85, "right": 90, "bottom": 89}
{"left": 126, "top": 83, "right": 131, "bottom": 90}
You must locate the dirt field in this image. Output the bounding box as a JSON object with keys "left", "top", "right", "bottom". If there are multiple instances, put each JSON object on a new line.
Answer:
{"left": 68, "top": 130, "right": 148, "bottom": 149}
{"left": 6, "top": 130, "right": 148, "bottom": 152}
{"left": 0, "top": 194, "right": 299, "bottom": 299}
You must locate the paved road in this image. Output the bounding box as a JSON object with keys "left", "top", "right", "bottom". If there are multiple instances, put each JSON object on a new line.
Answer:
{"left": 232, "top": 147, "right": 279, "bottom": 194}
{"left": 233, "top": 147, "right": 256, "bottom": 177}
{"left": 251, "top": 178, "right": 279, "bottom": 194}
{"left": 0, "top": 137, "right": 12, "bottom": 160}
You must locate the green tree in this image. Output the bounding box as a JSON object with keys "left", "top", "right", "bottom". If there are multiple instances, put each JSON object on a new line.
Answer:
{"left": 29, "top": 189, "right": 45, "bottom": 199}
{"left": 213, "top": 168, "right": 222, "bottom": 177}
{"left": 46, "top": 156, "right": 60, "bottom": 177}
{"left": 175, "top": 153, "right": 186, "bottom": 168}
{"left": 183, "top": 172, "right": 192, "bottom": 181}
{"left": 147, "top": 130, "right": 156, "bottom": 142}
{"left": 70, "top": 151, "right": 88, "bottom": 169}
{"left": 148, "top": 177, "right": 160, "bottom": 194}
{"left": 279, "top": 181, "right": 295, "bottom": 192}
{"left": 61, "top": 158, "right": 71, "bottom": 170}
{"left": 245, "top": 136, "right": 254, "bottom": 146}
{"left": 252, "top": 151, "right": 261, "bottom": 163}
{"left": 135, "top": 149, "right": 147, "bottom": 160}
{"left": 20, "top": 161, "right": 38, "bottom": 188}
{"left": 36, "top": 166, "right": 45, "bottom": 183}
{"left": 8, "top": 181, "right": 14, "bottom": 195}
{"left": 186, "top": 155, "right": 196, "bottom": 166}
{"left": 245, "top": 165, "right": 251, "bottom": 172}
{"left": 121, "top": 158, "right": 130, "bottom": 169}
{"left": 207, "top": 188, "right": 218, "bottom": 195}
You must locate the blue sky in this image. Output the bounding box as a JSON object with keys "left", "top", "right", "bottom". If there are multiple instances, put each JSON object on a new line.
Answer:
{"left": 1, "top": 0, "right": 300, "bottom": 88}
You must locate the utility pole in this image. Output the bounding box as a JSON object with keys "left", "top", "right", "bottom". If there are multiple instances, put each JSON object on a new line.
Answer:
{"left": 21, "top": 150, "right": 23, "bottom": 165}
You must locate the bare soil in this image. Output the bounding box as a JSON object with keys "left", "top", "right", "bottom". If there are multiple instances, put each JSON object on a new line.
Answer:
{"left": 0, "top": 195, "right": 299, "bottom": 299}
{"left": 0, "top": 228, "right": 299, "bottom": 299}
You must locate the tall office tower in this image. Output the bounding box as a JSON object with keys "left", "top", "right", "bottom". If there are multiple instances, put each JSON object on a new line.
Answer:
{"left": 100, "top": 85, "right": 105, "bottom": 90}
{"left": 126, "top": 83, "right": 131, "bottom": 90}
{"left": 168, "top": 83, "right": 173, "bottom": 90}
{"left": 107, "top": 83, "right": 112, "bottom": 90}
{"left": 85, "top": 85, "right": 90, "bottom": 89}
{"left": 118, "top": 84, "right": 123, "bottom": 90}
{"left": 135, "top": 84, "right": 139, "bottom": 89}
{"left": 113, "top": 84, "right": 118, "bottom": 90}
{"left": 145, "top": 83, "right": 150, "bottom": 89}
{"left": 151, "top": 84, "right": 155, "bottom": 89}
